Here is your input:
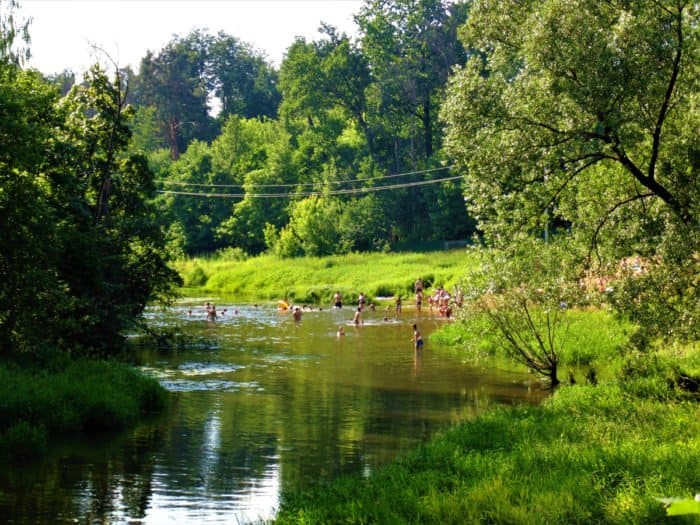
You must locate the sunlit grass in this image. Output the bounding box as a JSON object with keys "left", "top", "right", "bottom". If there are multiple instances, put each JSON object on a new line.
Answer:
{"left": 173, "top": 249, "right": 479, "bottom": 305}
{"left": 273, "top": 381, "right": 700, "bottom": 524}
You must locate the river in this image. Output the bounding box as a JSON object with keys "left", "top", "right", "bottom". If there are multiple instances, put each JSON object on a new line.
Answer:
{"left": 0, "top": 300, "right": 547, "bottom": 524}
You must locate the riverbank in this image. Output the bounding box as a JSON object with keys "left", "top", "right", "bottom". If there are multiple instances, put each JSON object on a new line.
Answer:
{"left": 273, "top": 380, "right": 700, "bottom": 524}
{"left": 173, "top": 249, "right": 477, "bottom": 306}
{"left": 270, "top": 314, "right": 700, "bottom": 523}
{"left": 0, "top": 353, "right": 167, "bottom": 462}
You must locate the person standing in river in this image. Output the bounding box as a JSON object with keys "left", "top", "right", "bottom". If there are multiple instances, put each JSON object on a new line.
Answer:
{"left": 412, "top": 323, "right": 424, "bottom": 351}
{"left": 333, "top": 290, "right": 343, "bottom": 309}
{"left": 353, "top": 307, "right": 362, "bottom": 325}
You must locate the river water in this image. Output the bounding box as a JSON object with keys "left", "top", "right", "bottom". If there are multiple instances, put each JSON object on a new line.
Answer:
{"left": 0, "top": 301, "right": 546, "bottom": 524}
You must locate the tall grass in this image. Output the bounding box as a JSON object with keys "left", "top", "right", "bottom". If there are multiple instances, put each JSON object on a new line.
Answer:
{"left": 174, "top": 249, "right": 479, "bottom": 305}
{"left": 0, "top": 356, "right": 167, "bottom": 462}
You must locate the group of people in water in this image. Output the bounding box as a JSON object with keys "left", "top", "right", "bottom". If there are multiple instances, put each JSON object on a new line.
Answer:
{"left": 191, "top": 279, "right": 459, "bottom": 352}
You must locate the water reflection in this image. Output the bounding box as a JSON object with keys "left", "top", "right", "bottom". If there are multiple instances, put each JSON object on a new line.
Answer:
{"left": 0, "top": 303, "right": 547, "bottom": 524}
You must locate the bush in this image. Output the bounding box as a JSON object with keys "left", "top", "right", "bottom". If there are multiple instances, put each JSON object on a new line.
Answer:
{"left": 0, "top": 421, "right": 47, "bottom": 462}
{"left": 0, "top": 358, "right": 167, "bottom": 461}
{"left": 184, "top": 265, "right": 208, "bottom": 287}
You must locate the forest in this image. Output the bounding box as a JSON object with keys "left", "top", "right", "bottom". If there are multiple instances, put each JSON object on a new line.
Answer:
{"left": 50, "top": 0, "right": 476, "bottom": 259}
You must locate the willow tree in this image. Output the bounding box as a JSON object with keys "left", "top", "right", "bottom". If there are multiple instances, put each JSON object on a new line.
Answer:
{"left": 443, "top": 0, "right": 699, "bottom": 248}
{"left": 443, "top": 0, "right": 700, "bottom": 344}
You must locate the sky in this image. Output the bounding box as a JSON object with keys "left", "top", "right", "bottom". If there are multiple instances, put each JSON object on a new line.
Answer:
{"left": 17, "top": 0, "right": 364, "bottom": 76}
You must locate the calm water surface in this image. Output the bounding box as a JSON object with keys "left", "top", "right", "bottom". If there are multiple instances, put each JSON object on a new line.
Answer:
{"left": 0, "top": 301, "right": 547, "bottom": 524}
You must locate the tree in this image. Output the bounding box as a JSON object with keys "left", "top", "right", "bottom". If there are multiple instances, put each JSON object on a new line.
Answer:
{"left": 1, "top": 58, "right": 180, "bottom": 354}
{"left": 357, "top": 0, "right": 468, "bottom": 164}
{"left": 208, "top": 32, "right": 280, "bottom": 120}
{"left": 443, "top": 1, "right": 700, "bottom": 346}
{"left": 443, "top": 0, "right": 700, "bottom": 249}
{"left": 48, "top": 65, "right": 180, "bottom": 353}
{"left": 458, "top": 239, "right": 585, "bottom": 387}
{"left": 279, "top": 26, "right": 374, "bottom": 154}
{"left": 138, "top": 30, "right": 215, "bottom": 159}
{"left": 0, "top": 67, "right": 64, "bottom": 352}
{"left": 0, "top": 0, "right": 30, "bottom": 68}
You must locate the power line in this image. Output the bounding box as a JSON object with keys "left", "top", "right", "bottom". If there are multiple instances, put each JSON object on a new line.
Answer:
{"left": 155, "top": 165, "right": 454, "bottom": 189}
{"left": 156, "top": 174, "right": 463, "bottom": 199}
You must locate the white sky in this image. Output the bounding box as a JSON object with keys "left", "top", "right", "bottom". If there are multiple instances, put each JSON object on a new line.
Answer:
{"left": 17, "top": 0, "right": 363, "bottom": 76}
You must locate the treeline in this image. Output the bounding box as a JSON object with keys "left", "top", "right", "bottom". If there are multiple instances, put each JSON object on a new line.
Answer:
{"left": 51, "top": 0, "right": 476, "bottom": 257}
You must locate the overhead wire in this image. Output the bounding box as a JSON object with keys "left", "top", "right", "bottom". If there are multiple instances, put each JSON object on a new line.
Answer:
{"left": 154, "top": 165, "right": 455, "bottom": 189}
{"left": 156, "top": 174, "right": 463, "bottom": 199}
{"left": 156, "top": 165, "right": 453, "bottom": 189}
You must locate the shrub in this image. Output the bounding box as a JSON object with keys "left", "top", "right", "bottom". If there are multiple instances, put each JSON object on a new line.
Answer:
{"left": 184, "top": 265, "right": 208, "bottom": 287}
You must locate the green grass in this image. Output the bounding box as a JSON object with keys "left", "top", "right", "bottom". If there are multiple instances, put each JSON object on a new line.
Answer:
{"left": 174, "top": 249, "right": 479, "bottom": 305}
{"left": 0, "top": 356, "right": 167, "bottom": 462}
{"left": 273, "top": 379, "right": 700, "bottom": 524}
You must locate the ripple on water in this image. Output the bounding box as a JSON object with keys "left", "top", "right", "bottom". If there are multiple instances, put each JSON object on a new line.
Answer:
{"left": 177, "top": 361, "right": 245, "bottom": 376}
{"left": 160, "top": 379, "right": 262, "bottom": 393}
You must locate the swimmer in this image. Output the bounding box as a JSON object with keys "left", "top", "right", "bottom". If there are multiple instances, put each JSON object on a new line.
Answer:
{"left": 292, "top": 306, "right": 303, "bottom": 321}
{"left": 337, "top": 326, "right": 345, "bottom": 337}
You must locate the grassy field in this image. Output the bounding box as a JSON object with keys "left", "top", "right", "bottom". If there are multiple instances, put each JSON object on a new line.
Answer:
{"left": 173, "top": 249, "right": 479, "bottom": 306}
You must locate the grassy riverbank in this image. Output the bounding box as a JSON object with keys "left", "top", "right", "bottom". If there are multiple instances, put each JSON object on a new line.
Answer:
{"left": 173, "top": 249, "right": 477, "bottom": 305}
{"left": 0, "top": 353, "right": 167, "bottom": 462}
{"left": 273, "top": 335, "right": 700, "bottom": 524}
{"left": 273, "top": 381, "right": 700, "bottom": 524}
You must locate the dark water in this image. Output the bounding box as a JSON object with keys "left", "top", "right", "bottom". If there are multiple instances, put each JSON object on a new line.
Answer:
{"left": 0, "top": 301, "right": 547, "bottom": 524}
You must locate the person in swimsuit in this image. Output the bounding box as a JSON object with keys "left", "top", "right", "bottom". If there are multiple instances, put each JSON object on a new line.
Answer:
{"left": 412, "top": 323, "right": 424, "bottom": 350}
{"left": 333, "top": 290, "right": 343, "bottom": 308}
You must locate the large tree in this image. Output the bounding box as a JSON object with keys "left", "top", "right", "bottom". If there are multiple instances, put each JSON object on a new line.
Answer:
{"left": 443, "top": 0, "right": 700, "bottom": 344}
{"left": 443, "top": 0, "right": 700, "bottom": 252}
{"left": 357, "top": 0, "right": 468, "bottom": 164}
{"left": 208, "top": 32, "right": 280, "bottom": 121}
{"left": 138, "top": 30, "right": 215, "bottom": 160}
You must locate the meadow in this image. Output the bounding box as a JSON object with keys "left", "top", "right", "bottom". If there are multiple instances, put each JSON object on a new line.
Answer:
{"left": 174, "top": 248, "right": 478, "bottom": 305}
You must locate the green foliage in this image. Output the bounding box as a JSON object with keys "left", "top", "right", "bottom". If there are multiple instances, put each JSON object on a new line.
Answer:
{"left": 444, "top": 1, "right": 700, "bottom": 247}
{"left": 0, "top": 420, "right": 47, "bottom": 462}
{"left": 456, "top": 240, "right": 589, "bottom": 385}
{"left": 0, "top": 62, "right": 180, "bottom": 355}
{"left": 183, "top": 265, "right": 208, "bottom": 287}
{"left": 0, "top": 357, "right": 167, "bottom": 461}
{"left": 610, "top": 228, "right": 700, "bottom": 347}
